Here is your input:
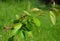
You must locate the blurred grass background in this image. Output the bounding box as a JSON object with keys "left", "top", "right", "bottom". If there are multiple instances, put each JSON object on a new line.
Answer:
{"left": 0, "top": 0, "right": 60, "bottom": 41}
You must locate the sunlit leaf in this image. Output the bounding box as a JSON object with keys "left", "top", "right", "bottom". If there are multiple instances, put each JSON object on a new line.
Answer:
{"left": 50, "top": 11, "right": 56, "bottom": 25}
{"left": 32, "top": 17, "right": 41, "bottom": 27}
{"left": 12, "top": 23, "right": 22, "bottom": 36}
{"left": 31, "top": 8, "right": 40, "bottom": 12}
{"left": 23, "top": 10, "right": 31, "bottom": 16}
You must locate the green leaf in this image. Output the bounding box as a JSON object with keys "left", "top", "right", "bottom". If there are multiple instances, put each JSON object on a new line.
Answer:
{"left": 20, "top": 31, "right": 25, "bottom": 39}
{"left": 11, "top": 23, "right": 22, "bottom": 36}
{"left": 8, "top": 36, "right": 14, "bottom": 41}
{"left": 16, "top": 14, "right": 20, "bottom": 20}
{"left": 24, "top": 19, "right": 32, "bottom": 31}
{"left": 50, "top": 11, "right": 56, "bottom": 25}
{"left": 32, "top": 17, "right": 41, "bottom": 27}
{"left": 25, "top": 31, "right": 33, "bottom": 38}
{"left": 23, "top": 10, "right": 31, "bottom": 16}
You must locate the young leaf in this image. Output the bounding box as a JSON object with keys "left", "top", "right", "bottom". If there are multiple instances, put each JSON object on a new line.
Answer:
{"left": 31, "top": 8, "right": 40, "bottom": 12}
{"left": 32, "top": 17, "right": 41, "bottom": 27}
{"left": 50, "top": 11, "right": 56, "bottom": 25}
{"left": 24, "top": 10, "right": 31, "bottom": 16}
{"left": 11, "top": 23, "right": 22, "bottom": 36}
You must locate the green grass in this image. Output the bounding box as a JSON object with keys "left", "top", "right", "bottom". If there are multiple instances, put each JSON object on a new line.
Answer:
{"left": 0, "top": 1, "right": 60, "bottom": 41}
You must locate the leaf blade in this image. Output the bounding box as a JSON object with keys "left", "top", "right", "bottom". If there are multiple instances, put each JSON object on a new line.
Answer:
{"left": 50, "top": 11, "right": 56, "bottom": 25}
{"left": 32, "top": 17, "right": 41, "bottom": 27}
{"left": 11, "top": 23, "right": 22, "bottom": 37}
